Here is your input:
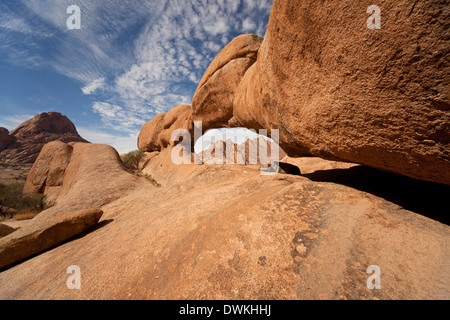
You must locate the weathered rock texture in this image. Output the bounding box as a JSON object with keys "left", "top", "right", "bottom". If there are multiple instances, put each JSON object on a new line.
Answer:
{"left": 192, "top": 34, "right": 263, "bottom": 131}
{"left": 158, "top": 104, "right": 193, "bottom": 149}
{"left": 141, "top": 1, "right": 450, "bottom": 185}
{"left": 0, "top": 209, "right": 103, "bottom": 269}
{"left": 232, "top": 0, "right": 450, "bottom": 185}
{"left": 283, "top": 156, "right": 359, "bottom": 175}
{"left": 138, "top": 113, "right": 166, "bottom": 152}
{"left": 0, "top": 128, "right": 14, "bottom": 152}
{"left": 23, "top": 141, "right": 73, "bottom": 198}
{"left": 0, "top": 113, "right": 88, "bottom": 164}
{"left": 0, "top": 149, "right": 448, "bottom": 299}
{"left": 0, "top": 1, "right": 448, "bottom": 300}
{"left": 138, "top": 105, "right": 194, "bottom": 153}
{"left": 139, "top": 35, "right": 263, "bottom": 155}
{"left": 24, "top": 142, "right": 144, "bottom": 220}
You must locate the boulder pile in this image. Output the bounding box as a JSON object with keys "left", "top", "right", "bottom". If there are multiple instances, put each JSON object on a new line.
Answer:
{"left": 138, "top": 0, "right": 449, "bottom": 185}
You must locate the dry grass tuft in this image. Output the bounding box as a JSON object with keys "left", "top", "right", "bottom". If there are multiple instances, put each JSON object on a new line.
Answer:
{"left": 121, "top": 150, "right": 161, "bottom": 187}
{"left": 13, "top": 211, "right": 39, "bottom": 221}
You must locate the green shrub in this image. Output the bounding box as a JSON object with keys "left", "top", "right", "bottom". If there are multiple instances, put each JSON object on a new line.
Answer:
{"left": 120, "top": 150, "right": 161, "bottom": 187}
{"left": 121, "top": 150, "right": 145, "bottom": 171}
{"left": 0, "top": 183, "right": 52, "bottom": 220}
{"left": 0, "top": 183, "right": 24, "bottom": 217}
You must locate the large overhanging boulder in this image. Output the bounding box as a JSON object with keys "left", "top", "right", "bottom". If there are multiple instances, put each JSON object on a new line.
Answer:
{"left": 138, "top": 35, "right": 264, "bottom": 154}
{"left": 137, "top": 1, "right": 449, "bottom": 185}
{"left": 232, "top": 0, "right": 450, "bottom": 185}
{"left": 192, "top": 34, "right": 263, "bottom": 131}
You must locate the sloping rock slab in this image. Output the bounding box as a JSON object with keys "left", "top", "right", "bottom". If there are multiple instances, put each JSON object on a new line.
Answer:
{"left": 0, "top": 224, "right": 17, "bottom": 239}
{"left": 0, "top": 209, "right": 103, "bottom": 269}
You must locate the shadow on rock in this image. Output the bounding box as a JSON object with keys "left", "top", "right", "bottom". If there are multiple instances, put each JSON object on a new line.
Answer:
{"left": 304, "top": 166, "right": 450, "bottom": 225}
{"left": 69, "top": 219, "right": 114, "bottom": 242}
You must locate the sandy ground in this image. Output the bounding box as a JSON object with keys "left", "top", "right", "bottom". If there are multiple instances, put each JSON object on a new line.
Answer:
{"left": 0, "top": 163, "right": 35, "bottom": 224}
{"left": 0, "top": 163, "right": 32, "bottom": 185}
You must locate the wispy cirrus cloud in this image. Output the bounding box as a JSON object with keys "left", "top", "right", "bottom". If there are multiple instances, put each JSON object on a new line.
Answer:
{"left": 77, "top": 127, "right": 139, "bottom": 155}
{"left": 0, "top": 114, "right": 35, "bottom": 131}
{"left": 109, "top": 0, "right": 273, "bottom": 127}
{"left": 82, "top": 78, "right": 105, "bottom": 95}
{"left": 0, "top": 0, "right": 273, "bottom": 153}
{"left": 92, "top": 102, "right": 145, "bottom": 133}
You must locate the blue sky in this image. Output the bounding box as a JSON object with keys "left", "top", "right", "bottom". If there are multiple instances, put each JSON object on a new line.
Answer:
{"left": 0, "top": 0, "right": 273, "bottom": 154}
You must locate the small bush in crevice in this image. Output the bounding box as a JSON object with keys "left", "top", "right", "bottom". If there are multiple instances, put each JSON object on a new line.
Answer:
{"left": 135, "top": 171, "right": 162, "bottom": 188}
{"left": 121, "top": 150, "right": 161, "bottom": 187}
{"left": 121, "top": 150, "right": 145, "bottom": 171}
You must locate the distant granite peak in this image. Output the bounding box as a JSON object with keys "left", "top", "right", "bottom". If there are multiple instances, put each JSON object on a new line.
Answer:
{"left": 10, "top": 112, "right": 79, "bottom": 137}
{"left": 0, "top": 112, "right": 88, "bottom": 164}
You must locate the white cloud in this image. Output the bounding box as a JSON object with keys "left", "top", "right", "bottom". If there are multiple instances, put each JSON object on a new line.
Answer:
{"left": 242, "top": 18, "right": 257, "bottom": 32}
{"left": 112, "top": 0, "right": 272, "bottom": 120}
{"left": 77, "top": 127, "right": 139, "bottom": 155}
{"left": 1, "top": 0, "right": 274, "bottom": 135}
{"left": 92, "top": 102, "right": 146, "bottom": 132}
{"left": 0, "top": 16, "right": 32, "bottom": 34}
{"left": 0, "top": 115, "right": 35, "bottom": 131}
{"left": 204, "top": 18, "right": 230, "bottom": 36}
{"left": 81, "top": 78, "right": 105, "bottom": 95}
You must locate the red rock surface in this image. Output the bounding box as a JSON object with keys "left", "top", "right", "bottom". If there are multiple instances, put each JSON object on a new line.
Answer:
{"left": 140, "top": 1, "right": 450, "bottom": 185}
{"left": 0, "top": 128, "right": 14, "bottom": 152}
{"left": 0, "top": 113, "right": 88, "bottom": 164}
{"left": 0, "top": 147, "right": 448, "bottom": 299}
{"left": 0, "top": 1, "right": 448, "bottom": 300}
{"left": 158, "top": 104, "right": 193, "bottom": 149}
{"left": 0, "top": 209, "right": 103, "bottom": 269}
{"left": 192, "top": 34, "right": 263, "bottom": 131}
{"left": 29, "top": 142, "right": 145, "bottom": 220}
{"left": 137, "top": 113, "right": 166, "bottom": 152}
{"left": 232, "top": 0, "right": 450, "bottom": 185}
{"left": 22, "top": 141, "right": 74, "bottom": 200}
